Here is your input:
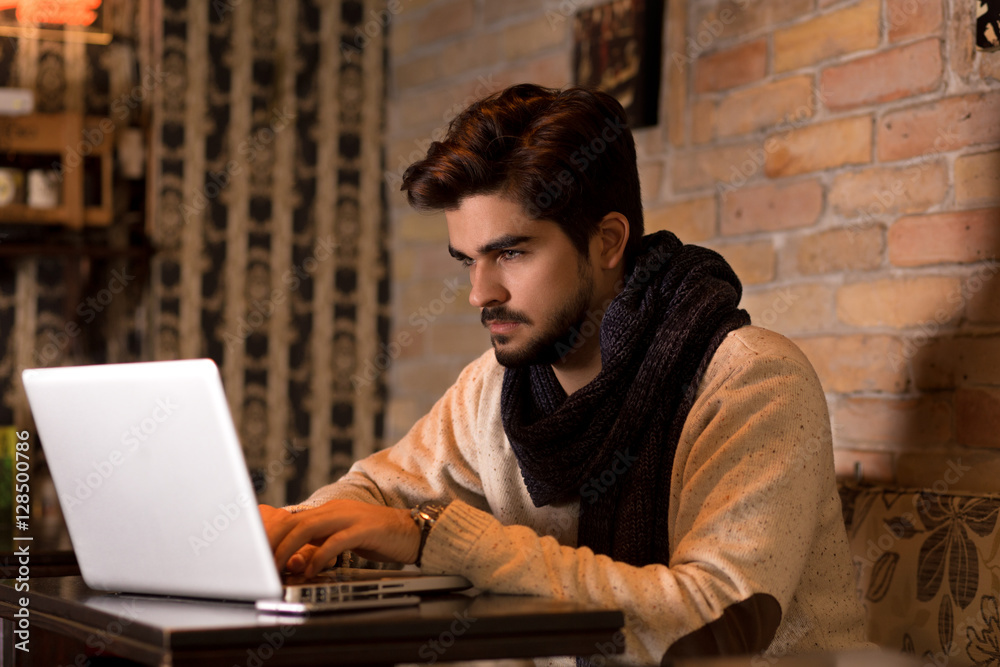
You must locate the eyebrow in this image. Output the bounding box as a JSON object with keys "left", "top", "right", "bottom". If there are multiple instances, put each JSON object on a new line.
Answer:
{"left": 448, "top": 234, "right": 533, "bottom": 261}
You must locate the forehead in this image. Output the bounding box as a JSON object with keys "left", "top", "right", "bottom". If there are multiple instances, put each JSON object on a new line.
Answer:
{"left": 445, "top": 194, "right": 560, "bottom": 250}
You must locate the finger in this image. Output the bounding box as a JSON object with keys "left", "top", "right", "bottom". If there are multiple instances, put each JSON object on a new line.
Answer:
{"left": 267, "top": 521, "right": 297, "bottom": 553}
{"left": 258, "top": 505, "right": 298, "bottom": 552}
{"left": 304, "top": 526, "right": 369, "bottom": 578}
{"left": 285, "top": 544, "right": 317, "bottom": 574}
{"left": 286, "top": 553, "right": 306, "bottom": 574}
{"left": 273, "top": 514, "right": 349, "bottom": 571}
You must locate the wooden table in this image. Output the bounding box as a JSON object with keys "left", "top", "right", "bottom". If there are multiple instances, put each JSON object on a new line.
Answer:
{"left": 0, "top": 576, "right": 625, "bottom": 666}
{"left": 667, "top": 651, "right": 922, "bottom": 667}
{"left": 0, "top": 517, "right": 79, "bottom": 579}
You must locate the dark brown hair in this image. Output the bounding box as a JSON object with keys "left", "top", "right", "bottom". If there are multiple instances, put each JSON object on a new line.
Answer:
{"left": 401, "top": 84, "right": 644, "bottom": 267}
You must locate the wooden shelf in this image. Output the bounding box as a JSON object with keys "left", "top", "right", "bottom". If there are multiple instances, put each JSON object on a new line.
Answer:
{"left": 0, "top": 243, "right": 151, "bottom": 258}
{"left": 0, "top": 112, "right": 114, "bottom": 228}
{"left": 0, "top": 204, "right": 69, "bottom": 224}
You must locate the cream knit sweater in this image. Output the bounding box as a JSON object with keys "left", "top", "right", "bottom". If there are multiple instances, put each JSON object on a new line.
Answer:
{"left": 294, "top": 326, "right": 868, "bottom": 665}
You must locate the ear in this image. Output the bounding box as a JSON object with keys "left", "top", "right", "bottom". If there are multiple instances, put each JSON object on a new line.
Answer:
{"left": 594, "top": 211, "right": 630, "bottom": 270}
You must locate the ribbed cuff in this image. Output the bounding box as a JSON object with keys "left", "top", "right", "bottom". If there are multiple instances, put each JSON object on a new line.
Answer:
{"left": 419, "top": 500, "right": 497, "bottom": 575}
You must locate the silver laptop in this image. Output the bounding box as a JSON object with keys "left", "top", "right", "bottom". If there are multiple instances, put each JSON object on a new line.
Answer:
{"left": 22, "top": 359, "right": 470, "bottom": 614}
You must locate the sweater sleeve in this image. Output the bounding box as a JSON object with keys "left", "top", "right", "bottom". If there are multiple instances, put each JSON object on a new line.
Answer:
{"left": 417, "top": 329, "right": 850, "bottom": 665}
{"left": 285, "top": 350, "right": 499, "bottom": 514}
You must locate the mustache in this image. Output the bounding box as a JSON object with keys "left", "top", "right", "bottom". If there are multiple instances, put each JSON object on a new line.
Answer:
{"left": 481, "top": 307, "right": 531, "bottom": 326}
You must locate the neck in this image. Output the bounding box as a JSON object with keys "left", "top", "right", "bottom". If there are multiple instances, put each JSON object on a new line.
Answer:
{"left": 550, "top": 300, "right": 611, "bottom": 396}
{"left": 551, "top": 264, "right": 627, "bottom": 395}
{"left": 551, "top": 341, "right": 602, "bottom": 395}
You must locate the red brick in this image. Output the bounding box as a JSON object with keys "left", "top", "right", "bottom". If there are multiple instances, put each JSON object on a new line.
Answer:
{"left": 709, "top": 240, "right": 775, "bottom": 285}
{"left": 410, "top": 0, "right": 475, "bottom": 49}
{"left": 955, "top": 150, "right": 1000, "bottom": 206}
{"left": 721, "top": 179, "right": 823, "bottom": 235}
{"left": 691, "top": 0, "right": 815, "bottom": 43}
{"left": 439, "top": 33, "right": 503, "bottom": 79}
{"left": 741, "top": 284, "right": 835, "bottom": 334}
{"left": 393, "top": 94, "right": 450, "bottom": 133}
{"left": 833, "top": 396, "right": 952, "bottom": 448}
{"left": 836, "top": 276, "right": 963, "bottom": 328}
{"left": 833, "top": 449, "right": 895, "bottom": 485}
{"left": 946, "top": 0, "right": 978, "bottom": 79}
{"left": 716, "top": 76, "right": 814, "bottom": 138}
{"left": 887, "top": 0, "right": 943, "bottom": 43}
{"left": 633, "top": 126, "right": 665, "bottom": 161}
{"left": 495, "top": 52, "right": 572, "bottom": 92}
{"left": 773, "top": 0, "right": 881, "bottom": 73}
{"left": 982, "top": 50, "right": 1000, "bottom": 84}
{"left": 888, "top": 209, "right": 1000, "bottom": 266}
{"left": 395, "top": 359, "right": 470, "bottom": 409}
{"left": 395, "top": 54, "right": 442, "bottom": 89}
{"left": 793, "top": 335, "right": 908, "bottom": 393}
{"left": 393, "top": 247, "right": 417, "bottom": 282}
{"left": 792, "top": 225, "right": 884, "bottom": 275}
{"left": 912, "top": 336, "right": 1000, "bottom": 390}
{"left": 967, "top": 265, "right": 1000, "bottom": 325}
{"left": 878, "top": 91, "right": 1000, "bottom": 162}
{"left": 428, "top": 319, "right": 491, "bottom": 357}
{"left": 398, "top": 211, "right": 449, "bottom": 243}
{"left": 501, "top": 16, "right": 565, "bottom": 61}
{"left": 413, "top": 245, "right": 465, "bottom": 280}
{"left": 483, "top": 0, "right": 538, "bottom": 22}
{"left": 897, "top": 450, "right": 1000, "bottom": 493}
{"left": 639, "top": 161, "right": 664, "bottom": 203}
{"left": 766, "top": 116, "right": 873, "bottom": 178}
{"left": 695, "top": 39, "right": 768, "bottom": 94}
{"left": 820, "top": 38, "right": 943, "bottom": 111}
{"left": 829, "top": 161, "right": 949, "bottom": 218}
{"left": 673, "top": 142, "right": 759, "bottom": 192}
{"left": 691, "top": 99, "right": 716, "bottom": 145}
{"left": 645, "top": 197, "right": 717, "bottom": 243}
{"left": 956, "top": 387, "right": 1000, "bottom": 448}
{"left": 666, "top": 0, "right": 688, "bottom": 148}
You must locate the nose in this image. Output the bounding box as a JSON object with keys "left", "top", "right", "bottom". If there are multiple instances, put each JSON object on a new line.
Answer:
{"left": 468, "top": 263, "right": 509, "bottom": 308}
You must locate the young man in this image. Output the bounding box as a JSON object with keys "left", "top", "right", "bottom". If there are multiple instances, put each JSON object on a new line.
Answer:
{"left": 260, "top": 84, "right": 867, "bottom": 664}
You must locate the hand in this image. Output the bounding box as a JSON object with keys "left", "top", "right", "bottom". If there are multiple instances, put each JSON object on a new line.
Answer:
{"left": 258, "top": 500, "right": 421, "bottom": 578}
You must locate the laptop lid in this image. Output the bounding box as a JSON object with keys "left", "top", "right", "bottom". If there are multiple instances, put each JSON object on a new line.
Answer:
{"left": 22, "top": 359, "right": 284, "bottom": 602}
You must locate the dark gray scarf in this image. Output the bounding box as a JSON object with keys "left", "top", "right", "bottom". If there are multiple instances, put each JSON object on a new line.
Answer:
{"left": 500, "top": 231, "right": 750, "bottom": 568}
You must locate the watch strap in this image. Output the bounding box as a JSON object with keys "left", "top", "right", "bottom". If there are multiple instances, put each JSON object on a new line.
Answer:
{"left": 411, "top": 501, "right": 447, "bottom": 567}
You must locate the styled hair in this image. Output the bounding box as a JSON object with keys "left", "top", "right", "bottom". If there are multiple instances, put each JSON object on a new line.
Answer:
{"left": 401, "top": 84, "right": 644, "bottom": 268}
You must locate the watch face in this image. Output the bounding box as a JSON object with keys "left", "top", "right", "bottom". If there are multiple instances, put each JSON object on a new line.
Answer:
{"left": 420, "top": 503, "right": 446, "bottom": 517}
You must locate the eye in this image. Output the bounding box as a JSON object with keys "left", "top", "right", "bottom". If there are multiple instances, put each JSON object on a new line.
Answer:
{"left": 499, "top": 249, "right": 523, "bottom": 261}
{"left": 460, "top": 258, "right": 475, "bottom": 268}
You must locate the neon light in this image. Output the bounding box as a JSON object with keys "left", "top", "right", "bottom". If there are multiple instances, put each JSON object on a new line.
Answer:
{"left": 0, "top": 0, "right": 102, "bottom": 27}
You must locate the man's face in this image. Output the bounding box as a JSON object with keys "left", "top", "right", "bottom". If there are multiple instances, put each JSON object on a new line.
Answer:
{"left": 445, "top": 194, "right": 599, "bottom": 368}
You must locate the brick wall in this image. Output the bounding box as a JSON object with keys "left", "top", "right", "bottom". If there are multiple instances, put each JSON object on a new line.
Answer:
{"left": 384, "top": 0, "right": 1000, "bottom": 490}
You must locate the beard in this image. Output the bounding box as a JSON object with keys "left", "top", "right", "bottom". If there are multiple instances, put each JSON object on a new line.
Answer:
{"left": 484, "top": 261, "right": 596, "bottom": 369}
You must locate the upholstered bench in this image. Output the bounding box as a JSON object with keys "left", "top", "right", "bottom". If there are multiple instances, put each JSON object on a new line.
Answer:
{"left": 839, "top": 483, "right": 1000, "bottom": 666}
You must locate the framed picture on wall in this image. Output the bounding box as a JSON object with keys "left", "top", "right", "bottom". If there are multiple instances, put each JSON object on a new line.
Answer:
{"left": 572, "top": 0, "right": 664, "bottom": 128}
{"left": 979, "top": 0, "right": 1000, "bottom": 50}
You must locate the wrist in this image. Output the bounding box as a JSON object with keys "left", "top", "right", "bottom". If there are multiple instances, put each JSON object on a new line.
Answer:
{"left": 410, "top": 501, "right": 449, "bottom": 567}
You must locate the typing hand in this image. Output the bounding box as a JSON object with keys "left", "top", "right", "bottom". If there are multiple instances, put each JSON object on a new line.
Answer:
{"left": 258, "top": 500, "right": 421, "bottom": 578}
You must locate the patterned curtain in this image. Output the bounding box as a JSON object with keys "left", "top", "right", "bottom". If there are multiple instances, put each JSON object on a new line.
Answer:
{"left": 0, "top": 0, "right": 389, "bottom": 509}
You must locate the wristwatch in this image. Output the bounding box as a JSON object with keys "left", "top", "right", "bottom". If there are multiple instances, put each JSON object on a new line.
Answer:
{"left": 410, "top": 501, "right": 448, "bottom": 567}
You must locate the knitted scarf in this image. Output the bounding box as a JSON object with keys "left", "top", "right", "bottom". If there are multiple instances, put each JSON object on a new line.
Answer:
{"left": 500, "top": 231, "right": 750, "bottom": 568}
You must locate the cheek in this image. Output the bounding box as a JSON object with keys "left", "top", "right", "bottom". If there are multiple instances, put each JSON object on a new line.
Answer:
{"left": 518, "top": 264, "right": 580, "bottom": 309}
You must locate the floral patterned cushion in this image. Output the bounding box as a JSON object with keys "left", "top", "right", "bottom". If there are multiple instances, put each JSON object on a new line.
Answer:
{"left": 839, "top": 484, "right": 1000, "bottom": 666}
